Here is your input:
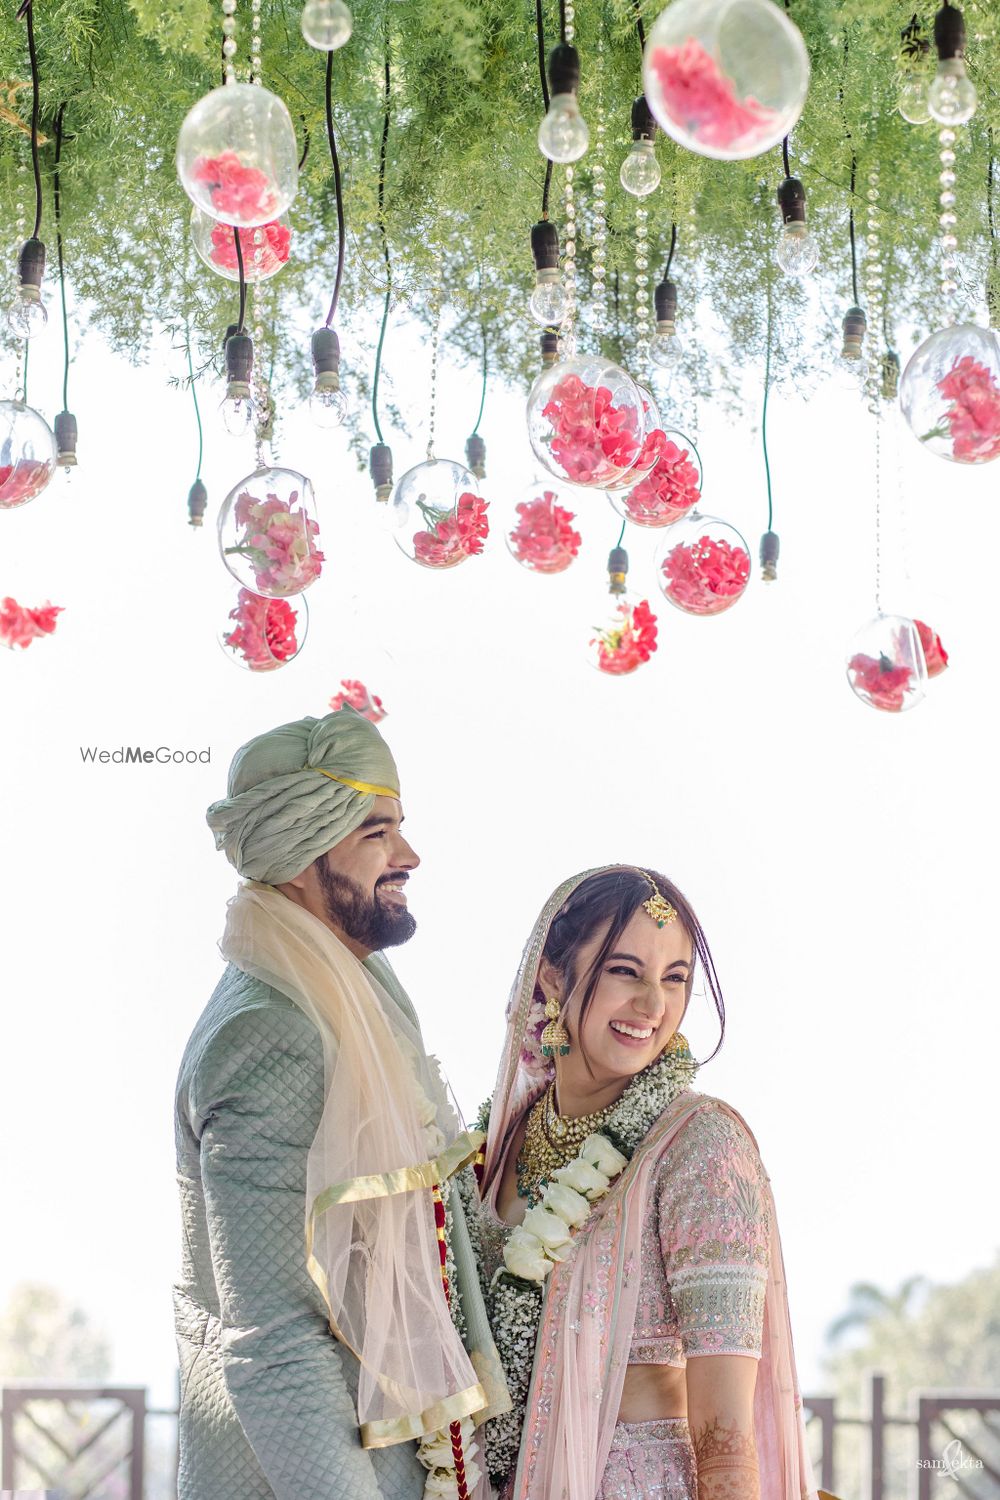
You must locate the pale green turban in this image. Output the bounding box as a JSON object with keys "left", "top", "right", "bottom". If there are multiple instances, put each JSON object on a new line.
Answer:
{"left": 207, "top": 706, "right": 401, "bottom": 884}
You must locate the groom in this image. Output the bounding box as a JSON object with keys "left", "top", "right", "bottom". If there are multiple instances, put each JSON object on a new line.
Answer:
{"left": 174, "top": 707, "right": 497, "bottom": 1500}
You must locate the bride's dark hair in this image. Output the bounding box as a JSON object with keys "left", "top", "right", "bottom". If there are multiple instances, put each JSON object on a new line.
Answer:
{"left": 541, "top": 867, "right": 725, "bottom": 1065}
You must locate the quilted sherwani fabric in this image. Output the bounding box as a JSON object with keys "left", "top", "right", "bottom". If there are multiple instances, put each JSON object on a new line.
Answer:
{"left": 173, "top": 959, "right": 427, "bottom": 1500}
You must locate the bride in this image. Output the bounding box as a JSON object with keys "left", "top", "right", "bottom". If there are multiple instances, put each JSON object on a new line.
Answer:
{"left": 473, "top": 866, "right": 818, "bottom": 1500}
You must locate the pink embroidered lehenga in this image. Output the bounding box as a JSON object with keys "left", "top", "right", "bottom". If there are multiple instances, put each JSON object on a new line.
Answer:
{"left": 476, "top": 867, "right": 819, "bottom": 1500}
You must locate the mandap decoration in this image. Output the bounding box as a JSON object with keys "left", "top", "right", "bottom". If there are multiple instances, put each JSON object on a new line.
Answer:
{"left": 0, "top": 596, "right": 62, "bottom": 651}
{"left": 610, "top": 429, "right": 702, "bottom": 528}
{"left": 329, "top": 679, "right": 387, "bottom": 721}
{"left": 390, "top": 458, "right": 489, "bottom": 571}
{"left": 588, "top": 546, "right": 659, "bottom": 676}
{"left": 505, "top": 484, "right": 582, "bottom": 575}
{"left": 846, "top": 613, "right": 928, "bottom": 714}
{"left": 190, "top": 207, "right": 292, "bottom": 282}
{"left": 526, "top": 356, "right": 645, "bottom": 488}
{"left": 176, "top": 82, "right": 299, "bottom": 227}
{"left": 0, "top": 400, "right": 57, "bottom": 510}
{"left": 642, "top": 0, "right": 810, "bottom": 161}
{"left": 656, "top": 513, "right": 751, "bottom": 616}
{"left": 900, "top": 324, "right": 1000, "bottom": 464}
{"left": 219, "top": 587, "right": 308, "bottom": 672}
{"left": 217, "top": 466, "right": 324, "bottom": 598}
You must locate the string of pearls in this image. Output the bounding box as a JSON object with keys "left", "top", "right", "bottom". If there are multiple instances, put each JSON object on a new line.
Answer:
{"left": 590, "top": 32, "right": 607, "bottom": 336}
{"left": 249, "top": 0, "right": 263, "bottom": 85}
{"left": 221, "top": 0, "right": 237, "bottom": 84}
{"left": 11, "top": 156, "right": 27, "bottom": 398}
{"left": 251, "top": 283, "right": 272, "bottom": 467}
{"left": 426, "top": 254, "right": 443, "bottom": 459}
{"left": 560, "top": 166, "right": 577, "bottom": 357}
{"left": 635, "top": 205, "right": 650, "bottom": 377}
{"left": 938, "top": 126, "right": 959, "bottom": 316}
{"left": 863, "top": 165, "right": 884, "bottom": 611}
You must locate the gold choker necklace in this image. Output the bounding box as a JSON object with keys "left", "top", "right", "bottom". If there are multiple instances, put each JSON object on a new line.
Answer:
{"left": 516, "top": 1082, "right": 617, "bottom": 1207}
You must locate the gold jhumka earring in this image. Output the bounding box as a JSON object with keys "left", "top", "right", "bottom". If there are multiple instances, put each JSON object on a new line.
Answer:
{"left": 540, "top": 996, "right": 571, "bottom": 1057}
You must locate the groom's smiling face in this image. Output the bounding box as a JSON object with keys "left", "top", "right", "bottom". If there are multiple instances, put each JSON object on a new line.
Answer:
{"left": 287, "top": 796, "right": 420, "bottom": 958}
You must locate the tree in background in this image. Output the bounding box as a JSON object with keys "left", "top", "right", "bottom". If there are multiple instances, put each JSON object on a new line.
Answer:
{"left": 0, "top": 1282, "right": 111, "bottom": 1381}
{"left": 817, "top": 1254, "right": 1000, "bottom": 1500}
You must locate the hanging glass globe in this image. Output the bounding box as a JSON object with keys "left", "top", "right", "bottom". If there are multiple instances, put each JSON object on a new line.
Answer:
{"left": 177, "top": 82, "right": 299, "bottom": 228}
{"left": 301, "top": 0, "right": 353, "bottom": 50}
{"left": 190, "top": 206, "right": 291, "bottom": 282}
{"left": 610, "top": 429, "right": 702, "bottom": 528}
{"left": 605, "top": 385, "right": 664, "bottom": 493}
{"left": 218, "top": 586, "right": 309, "bottom": 672}
{"left": 527, "top": 355, "right": 645, "bottom": 488}
{"left": 900, "top": 323, "right": 1000, "bottom": 464}
{"left": 642, "top": 0, "right": 810, "bottom": 162}
{"left": 217, "top": 465, "right": 323, "bottom": 598}
{"left": 656, "top": 511, "right": 751, "bottom": 615}
{"left": 391, "top": 458, "right": 489, "bottom": 570}
{"left": 897, "top": 73, "right": 931, "bottom": 124}
{"left": 0, "top": 399, "right": 57, "bottom": 510}
{"left": 504, "top": 481, "right": 582, "bottom": 575}
{"left": 846, "top": 613, "right": 927, "bottom": 713}
{"left": 588, "top": 591, "right": 660, "bottom": 675}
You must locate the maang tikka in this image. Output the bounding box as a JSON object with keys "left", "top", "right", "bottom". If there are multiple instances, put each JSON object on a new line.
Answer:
{"left": 540, "top": 995, "right": 571, "bottom": 1057}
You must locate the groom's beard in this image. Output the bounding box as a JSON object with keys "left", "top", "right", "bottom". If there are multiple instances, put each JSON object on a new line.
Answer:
{"left": 315, "top": 863, "right": 417, "bottom": 951}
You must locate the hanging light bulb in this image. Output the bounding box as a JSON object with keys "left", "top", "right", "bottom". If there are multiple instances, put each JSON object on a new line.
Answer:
{"left": 220, "top": 326, "right": 255, "bottom": 437}
{"left": 775, "top": 176, "right": 819, "bottom": 276}
{"left": 539, "top": 43, "right": 589, "bottom": 164}
{"left": 650, "top": 278, "right": 681, "bottom": 370}
{"left": 6, "top": 239, "right": 47, "bottom": 340}
{"left": 309, "top": 327, "right": 349, "bottom": 427}
{"left": 54, "top": 410, "right": 78, "bottom": 472}
{"left": 839, "top": 305, "right": 868, "bottom": 366}
{"left": 620, "top": 96, "right": 661, "bottom": 198}
{"left": 370, "top": 442, "right": 394, "bottom": 505}
{"left": 188, "top": 478, "right": 208, "bottom": 527}
{"left": 300, "top": 0, "right": 353, "bottom": 51}
{"left": 759, "top": 529, "right": 780, "bottom": 583}
{"left": 897, "top": 13, "right": 931, "bottom": 122}
{"left": 528, "top": 220, "right": 567, "bottom": 327}
{"left": 465, "top": 432, "right": 487, "bottom": 479}
{"left": 587, "top": 546, "right": 660, "bottom": 675}
{"left": 927, "top": 2, "right": 976, "bottom": 125}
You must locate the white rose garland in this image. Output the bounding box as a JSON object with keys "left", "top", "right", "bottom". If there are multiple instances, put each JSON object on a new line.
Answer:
{"left": 481, "top": 1042, "right": 698, "bottom": 1486}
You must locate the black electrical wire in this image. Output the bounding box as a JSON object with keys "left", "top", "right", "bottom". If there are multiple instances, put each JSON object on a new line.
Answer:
{"left": 535, "top": 0, "right": 553, "bottom": 216}
{"left": 233, "top": 228, "right": 247, "bottom": 333}
{"left": 323, "top": 49, "right": 346, "bottom": 328}
{"left": 17, "top": 0, "right": 43, "bottom": 239}
{"left": 848, "top": 150, "right": 859, "bottom": 305}
{"left": 782, "top": 135, "right": 790, "bottom": 179}
{"left": 53, "top": 102, "right": 70, "bottom": 410}
{"left": 372, "top": 31, "right": 392, "bottom": 443}
{"left": 989, "top": 132, "right": 997, "bottom": 268}
{"left": 664, "top": 221, "right": 677, "bottom": 279}
{"left": 631, "top": 0, "right": 646, "bottom": 50}
{"left": 298, "top": 119, "right": 311, "bottom": 172}
{"left": 558, "top": 0, "right": 567, "bottom": 43}
{"left": 762, "top": 289, "right": 773, "bottom": 531}
{"left": 471, "top": 312, "right": 488, "bottom": 436}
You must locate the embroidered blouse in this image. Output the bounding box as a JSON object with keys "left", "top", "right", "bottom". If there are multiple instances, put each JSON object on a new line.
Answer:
{"left": 478, "top": 1093, "right": 771, "bottom": 1367}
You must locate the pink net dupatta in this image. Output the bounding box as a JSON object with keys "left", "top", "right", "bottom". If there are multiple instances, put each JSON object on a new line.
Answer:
{"left": 219, "top": 880, "right": 488, "bottom": 1449}
{"left": 480, "top": 867, "right": 819, "bottom": 1500}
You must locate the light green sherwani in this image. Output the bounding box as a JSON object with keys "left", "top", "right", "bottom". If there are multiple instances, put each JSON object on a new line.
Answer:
{"left": 174, "top": 953, "right": 483, "bottom": 1500}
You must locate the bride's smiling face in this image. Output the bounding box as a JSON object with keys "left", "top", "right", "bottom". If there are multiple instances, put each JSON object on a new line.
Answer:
{"left": 541, "top": 909, "right": 693, "bottom": 1092}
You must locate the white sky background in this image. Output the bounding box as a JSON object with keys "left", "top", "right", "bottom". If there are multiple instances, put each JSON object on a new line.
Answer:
{"left": 1, "top": 291, "right": 998, "bottom": 1414}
